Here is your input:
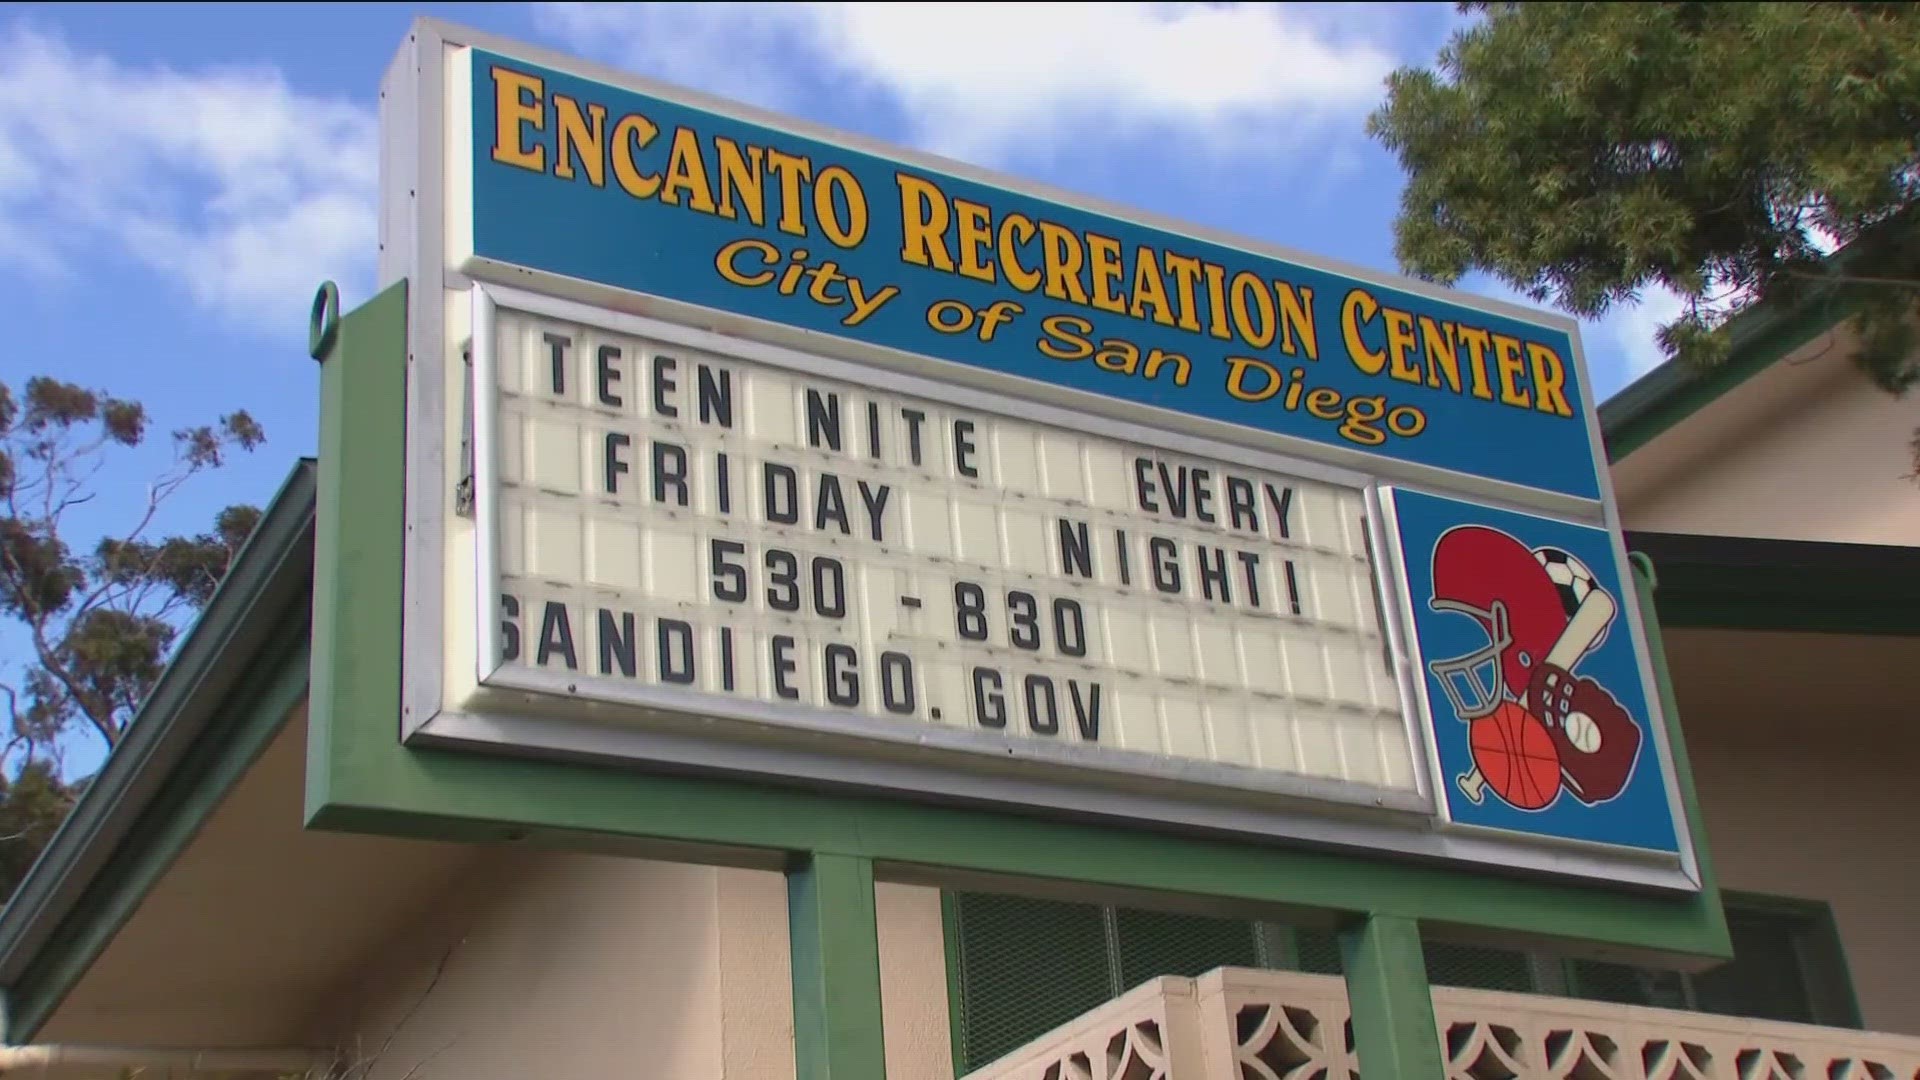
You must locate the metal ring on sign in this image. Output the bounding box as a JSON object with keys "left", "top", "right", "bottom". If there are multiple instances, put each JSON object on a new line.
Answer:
{"left": 309, "top": 281, "right": 341, "bottom": 362}
{"left": 1627, "top": 551, "right": 1658, "bottom": 592}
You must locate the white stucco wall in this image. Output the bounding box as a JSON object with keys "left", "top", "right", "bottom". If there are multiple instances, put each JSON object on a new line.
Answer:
{"left": 331, "top": 750, "right": 1920, "bottom": 1080}
{"left": 1688, "top": 747, "right": 1920, "bottom": 1036}
{"left": 1613, "top": 336, "right": 1920, "bottom": 545}
{"left": 335, "top": 849, "right": 953, "bottom": 1080}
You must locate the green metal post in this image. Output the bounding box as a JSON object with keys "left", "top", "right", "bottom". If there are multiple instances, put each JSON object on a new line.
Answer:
{"left": 1341, "top": 913, "right": 1444, "bottom": 1079}
{"left": 789, "top": 852, "right": 888, "bottom": 1080}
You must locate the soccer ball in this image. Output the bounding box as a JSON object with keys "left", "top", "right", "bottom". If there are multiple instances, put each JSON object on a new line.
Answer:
{"left": 1534, "top": 547, "right": 1597, "bottom": 615}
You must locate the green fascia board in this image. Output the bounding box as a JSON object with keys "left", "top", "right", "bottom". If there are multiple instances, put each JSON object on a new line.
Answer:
{"left": 1627, "top": 531, "right": 1920, "bottom": 635}
{"left": 0, "top": 463, "right": 319, "bottom": 1041}
{"left": 1600, "top": 290, "right": 1861, "bottom": 462}
{"left": 1597, "top": 216, "right": 1913, "bottom": 462}
{"left": 308, "top": 283, "right": 1731, "bottom": 969}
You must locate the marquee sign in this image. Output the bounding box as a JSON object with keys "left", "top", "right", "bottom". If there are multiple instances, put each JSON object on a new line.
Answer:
{"left": 387, "top": 31, "right": 1699, "bottom": 892}
{"left": 477, "top": 296, "right": 1416, "bottom": 801}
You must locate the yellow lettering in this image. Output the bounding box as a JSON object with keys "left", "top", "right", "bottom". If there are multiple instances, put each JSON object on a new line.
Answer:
{"left": 1162, "top": 252, "right": 1204, "bottom": 333}
{"left": 1304, "top": 387, "right": 1344, "bottom": 421}
{"left": 1144, "top": 349, "right": 1191, "bottom": 386}
{"left": 1527, "top": 343, "right": 1575, "bottom": 417}
{"left": 1129, "top": 246, "right": 1174, "bottom": 327}
{"left": 490, "top": 66, "right": 546, "bottom": 172}
{"left": 1283, "top": 371, "right": 1307, "bottom": 410}
{"left": 766, "top": 149, "right": 813, "bottom": 236}
{"left": 999, "top": 214, "right": 1040, "bottom": 292}
{"left": 1341, "top": 290, "right": 1386, "bottom": 375}
{"left": 954, "top": 198, "right": 996, "bottom": 283}
{"left": 715, "top": 138, "right": 765, "bottom": 225}
{"left": 927, "top": 300, "right": 975, "bottom": 333}
{"left": 897, "top": 173, "right": 954, "bottom": 272}
{"left": 661, "top": 127, "right": 716, "bottom": 213}
{"left": 1385, "top": 308, "right": 1421, "bottom": 385}
{"left": 1202, "top": 262, "right": 1231, "bottom": 340}
{"left": 1275, "top": 282, "right": 1318, "bottom": 360}
{"left": 610, "top": 114, "right": 662, "bottom": 198}
{"left": 1419, "top": 317, "right": 1460, "bottom": 392}
{"left": 1037, "top": 314, "right": 1094, "bottom": 360}
{"left": 1086, "top": 233, "right": 1126, "bottom": 314}
{"left": 1456, "top": 326, "right": 1496, "bottom": 401}
{"left": 1338, "top": 396, "right": 1389, "bottom": 447}
{"left": 814, "top": 165, "right": 867, "bottom": 248}
{"left": 1223, "top": 356, "right": 1283, "bottom": 402}
{"left": 1095, "top": 338, "right": 1139, "bottom": 375}
{"left": 716, "top": 238, "right": 778, "bottom": 286}
{"left": 1492, "top": 334, "right": 1532, "bottom": 408}
{"left": 1039, "top": 222, "right": 1090, "bottom": 305}
{"left": 1229, "top": 271, "right": 1275, "bottom": 349}
{"left": 552, "top": 95, "right": 605, "bottom": 185}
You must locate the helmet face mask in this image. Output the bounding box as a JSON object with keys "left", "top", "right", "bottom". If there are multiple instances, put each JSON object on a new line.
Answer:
{"left": 1427, "top": 599, "right": 1511, "bottom": 720}
{"left": 1426, "top": 525, "right": 1570, "bottom": 718}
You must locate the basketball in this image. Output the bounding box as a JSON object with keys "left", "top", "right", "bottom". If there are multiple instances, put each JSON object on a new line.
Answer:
{"left": 1468, "top": 701, "right": 1561, "bottom": 810}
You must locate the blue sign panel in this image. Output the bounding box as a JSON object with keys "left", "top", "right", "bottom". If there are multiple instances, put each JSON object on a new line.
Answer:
{"left": 465, "top": 51, "right": 1603, "bottom": 500}
{"left": 1385, "top": 488, "right": 1679, "bottom": 855}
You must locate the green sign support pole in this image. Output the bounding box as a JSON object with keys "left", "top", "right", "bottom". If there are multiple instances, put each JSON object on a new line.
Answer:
{"left": 1341, "top": 913, "right": 1444, "bottom": 1079}
{"left": 789, "top": 852, "right": 888, "bottom": 1080}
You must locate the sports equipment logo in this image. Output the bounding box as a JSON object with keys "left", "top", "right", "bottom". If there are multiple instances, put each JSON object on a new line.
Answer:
{"left": 1425, "top": 525, "right": 1643, "bottom": 812}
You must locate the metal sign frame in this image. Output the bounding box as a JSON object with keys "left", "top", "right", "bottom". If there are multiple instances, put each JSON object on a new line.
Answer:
{"left": 373, "top": 18, "right": 1703, "bottom": 894}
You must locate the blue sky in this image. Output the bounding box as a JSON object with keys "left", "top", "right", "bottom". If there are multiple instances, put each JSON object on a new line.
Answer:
{"left": 0, "top": 2, "right": 1681, "bottom": 777}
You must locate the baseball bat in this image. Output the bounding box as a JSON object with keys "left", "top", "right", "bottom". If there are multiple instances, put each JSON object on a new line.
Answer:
{"left": 1454, "top": 587, "right": 1616, "bottom": 805}
{"left": 1457, "top": 767, "right": 1487, "bottom": 804}
{"left": 1545, "top": 587, "right": 1616, "bottom": 671}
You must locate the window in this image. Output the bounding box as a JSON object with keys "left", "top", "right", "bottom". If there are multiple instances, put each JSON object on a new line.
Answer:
{"left": 944, "top": 890, "right": 1859, "bottom": 1075}
{"left": 1562, "top": 895, "right": 1860, "bottom": 1026}
{"left": 944, "top": 892, "right": 1276, "bottom": 1071}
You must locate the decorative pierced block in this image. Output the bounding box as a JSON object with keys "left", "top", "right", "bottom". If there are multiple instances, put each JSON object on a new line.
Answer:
{"left": 963, "top": 968, "right": 1920, "bottom": 1080}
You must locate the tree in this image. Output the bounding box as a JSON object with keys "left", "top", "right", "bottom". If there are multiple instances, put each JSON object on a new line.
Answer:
{"left": 1368, "top": 2, "right": 1920, "bottom": 467}
{"left": 0, "top": 377, "right": 263, "bottom": 898}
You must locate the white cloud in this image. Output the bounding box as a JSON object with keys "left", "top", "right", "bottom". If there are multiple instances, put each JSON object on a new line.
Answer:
{"left": 0, "top": 24, "right": 377, "bottom": 332}
{"left": 533, "top": 2, "right": 1400, "bottom": 163}
{"left": 1601, "top": 285, "right": 1686, "bottom": 381}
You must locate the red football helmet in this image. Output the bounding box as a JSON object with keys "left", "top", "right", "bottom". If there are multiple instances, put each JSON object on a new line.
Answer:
{"left": 1427, "top": 525, "right": 1571, "bottom": 720}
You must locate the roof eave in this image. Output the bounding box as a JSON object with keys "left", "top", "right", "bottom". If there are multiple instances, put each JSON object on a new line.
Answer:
{"left": 1599, "top": 293, "right": 1859, "bottom": 462}
{"left": 1627, "top": 530, "right": 1920, "bottom": 635}
{"left": 0, "top": 459, "right": 320, "bottom": 990}
{"left": 1599, "top": 216, "right": 1916, "bottom": 460}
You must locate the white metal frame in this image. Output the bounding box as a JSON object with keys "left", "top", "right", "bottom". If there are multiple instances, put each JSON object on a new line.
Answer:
{"left": 1374, "top": 486, "right": 1699, "bottom": 880}
{"left": 379, "top": 17, "right": 1704, "bottom": 894}
{"left": 468, "top": 280, "right": 1429, "bottom": 808}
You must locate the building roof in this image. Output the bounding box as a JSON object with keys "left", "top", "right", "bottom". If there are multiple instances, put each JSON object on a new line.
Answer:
{"left": 0, "top": 462, "right": 317, "bottom": 1038}
{"left": 1598, "top": 212, "right": 1911, "bottom": 462}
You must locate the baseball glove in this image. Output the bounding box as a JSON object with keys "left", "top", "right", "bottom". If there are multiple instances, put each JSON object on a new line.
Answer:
{"left": 1527, "top": 664, "right": 1641, "bottom": 804}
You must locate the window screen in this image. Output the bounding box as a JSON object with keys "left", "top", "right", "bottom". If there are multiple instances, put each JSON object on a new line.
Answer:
{"left": 947, "top": 893, "right": 1112, "bottom": 1072}
{"left": 948, "top": 892, "right": 1270, "bottom": 1071}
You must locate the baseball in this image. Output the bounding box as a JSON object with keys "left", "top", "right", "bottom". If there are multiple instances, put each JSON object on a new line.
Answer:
{"left": 1563, "top": 711, "right": 1602, "bottom": 753}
